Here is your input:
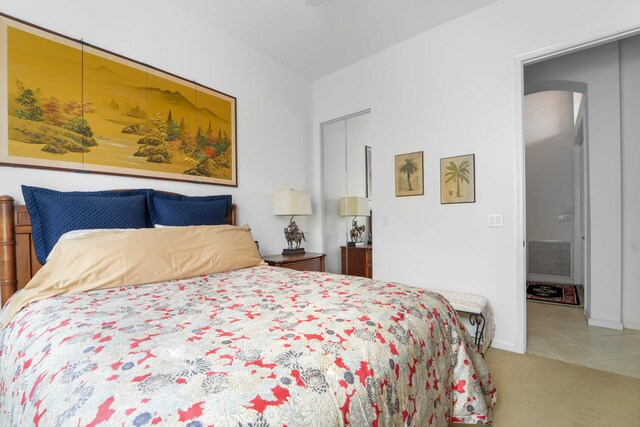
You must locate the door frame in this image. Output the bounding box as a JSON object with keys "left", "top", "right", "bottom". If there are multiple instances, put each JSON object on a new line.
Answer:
{"left": 514, "top": 24, "right": 640, "bottom": 353}
{"left": 572, "top": 101, "right": 588, "bottom": 305}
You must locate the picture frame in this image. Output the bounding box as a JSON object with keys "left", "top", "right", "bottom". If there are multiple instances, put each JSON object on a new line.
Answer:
{"left": 440, "top": 153, "right": 475, "bottom": 204}
{"left": 0, "top": 13, "right": 237, "bottom": 186}
{"left": 365, "top": 145, "right": 372, "bottom": 198}
{"left": 395, "top": 151, "right": 424, "bottom": 197}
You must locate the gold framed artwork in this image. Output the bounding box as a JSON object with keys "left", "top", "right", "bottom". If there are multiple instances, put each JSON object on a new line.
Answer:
{"left": 395, "top": 151, "right": 424, "bottom": 197}
{"left": 440, "top": 154, "right": 475, "bottom": 204}
{"left": 0, "top": 14, "right": 237, "bottom": 186}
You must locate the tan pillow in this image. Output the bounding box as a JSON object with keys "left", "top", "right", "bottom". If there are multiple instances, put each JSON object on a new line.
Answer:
{"left": 1, "top": 225, "right": 265, "bottom": 329}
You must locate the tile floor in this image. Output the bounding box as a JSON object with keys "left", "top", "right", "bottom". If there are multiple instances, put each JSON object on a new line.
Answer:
{"left": 526, "top": 301, "right": 640, "bottom": 378}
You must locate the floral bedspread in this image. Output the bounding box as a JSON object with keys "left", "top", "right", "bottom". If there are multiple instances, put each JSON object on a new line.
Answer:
{"left": 0, "top": 266, "right": 495, "bottom": 426}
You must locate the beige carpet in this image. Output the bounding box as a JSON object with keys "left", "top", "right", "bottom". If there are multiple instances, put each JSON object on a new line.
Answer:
{"left": 452, "top": 349, "right": 640, "bottom": 426}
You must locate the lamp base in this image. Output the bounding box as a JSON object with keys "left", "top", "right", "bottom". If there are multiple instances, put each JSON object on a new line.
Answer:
{"left": 282, "top": 248, "right": 306, "bottom": 255}
{"left": 346, "top": 242, "right": 357, "bottom": 247}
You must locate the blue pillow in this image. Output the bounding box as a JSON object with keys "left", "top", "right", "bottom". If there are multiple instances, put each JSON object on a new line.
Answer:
{"left": 22, "top": 186, "right": 151, "bottom": 265}
{"left": 147, "top": 191, "right": 231, "bottom": 227}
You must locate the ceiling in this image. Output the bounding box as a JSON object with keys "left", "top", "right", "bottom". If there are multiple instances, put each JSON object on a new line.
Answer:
{"left": 187, "top": 0, "right": 497, "bottom": 80}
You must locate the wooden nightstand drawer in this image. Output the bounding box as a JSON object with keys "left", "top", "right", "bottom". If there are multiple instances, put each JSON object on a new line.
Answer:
{"left": 262, "top": 252, "right": 326, "bottom": 272}
{"left": 284, "top": 257, "right": 323, "bottom": 272}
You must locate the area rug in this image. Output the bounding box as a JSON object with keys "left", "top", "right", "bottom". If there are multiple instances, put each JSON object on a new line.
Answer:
{"left": 526, "top": 282, "right": 583, "bottom": 307}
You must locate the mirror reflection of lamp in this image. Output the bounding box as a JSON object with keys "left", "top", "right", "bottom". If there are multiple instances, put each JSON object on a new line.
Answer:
{"left": 339, "top": 196, "right": 370, "bottom": 247}
{"left": 273, "top": 189, "right": 312, "bottom": 255}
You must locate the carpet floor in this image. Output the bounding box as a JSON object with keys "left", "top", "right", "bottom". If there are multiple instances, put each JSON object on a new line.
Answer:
{"left": 451, "top": 349, "right": 640, "bottom": 426}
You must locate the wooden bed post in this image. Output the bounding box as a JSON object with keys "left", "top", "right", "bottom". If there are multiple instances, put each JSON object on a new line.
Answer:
{"left": 229, "top": 204, "right": 237, "bottom": 227}
{"left": 0, "top": 196, "right": 17, "bottom": 306}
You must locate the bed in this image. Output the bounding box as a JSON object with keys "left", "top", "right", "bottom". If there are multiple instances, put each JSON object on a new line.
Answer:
{"left": 0, "top": 191, "right": 495, "bottom": 426}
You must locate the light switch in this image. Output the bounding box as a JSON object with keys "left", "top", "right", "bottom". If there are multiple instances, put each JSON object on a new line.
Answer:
{"left": 382, "top": 216, "right": 389, "bottom": 226}
{"left": 488, "top": 214, "right": 503, "bottom": 227}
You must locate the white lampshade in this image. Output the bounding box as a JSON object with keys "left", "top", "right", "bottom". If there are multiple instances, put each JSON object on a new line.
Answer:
{"left": 273, "top": 190, "right": 312, "bottom": 216}
{"left": 339, "top": 196, "right": 370, "bottom": 217}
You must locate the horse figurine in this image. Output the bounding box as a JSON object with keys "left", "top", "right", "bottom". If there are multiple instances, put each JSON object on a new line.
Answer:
{"left": 350, "top": 219, "right": 366, "bottom": 244}
{"left": 292, "top": 229, "right": 306, "bottom": 249}
{"left": 284, "top": 221, "right": 306, "bottom": 250}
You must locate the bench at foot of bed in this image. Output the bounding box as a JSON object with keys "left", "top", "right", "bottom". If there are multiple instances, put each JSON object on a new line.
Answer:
{"left": 431, "top": 289, "right": 495, "bottom": 353}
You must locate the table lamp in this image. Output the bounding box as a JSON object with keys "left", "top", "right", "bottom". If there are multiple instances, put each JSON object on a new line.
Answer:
{"left": 273, "top": 189, "right": 312, "bottom": 255}
{"left": 339, "top": 196, "right": 370, "bottom": 246}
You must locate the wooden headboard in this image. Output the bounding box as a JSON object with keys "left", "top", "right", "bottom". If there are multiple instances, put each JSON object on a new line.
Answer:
{"left": 0, "top": 195, "right": 237, "bottom": 306}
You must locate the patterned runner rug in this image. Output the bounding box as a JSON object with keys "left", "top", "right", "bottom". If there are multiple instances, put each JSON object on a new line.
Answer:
{"left": 526, "top": 282, "right": 583, "bottom": 307}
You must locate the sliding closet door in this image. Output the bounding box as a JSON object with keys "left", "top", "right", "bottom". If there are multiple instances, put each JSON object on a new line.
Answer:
{"left": 321, "top": 111, "right": 371, "bottom": 275}
{"left": 322, "top": 119, "right": 347, "bottom": 274}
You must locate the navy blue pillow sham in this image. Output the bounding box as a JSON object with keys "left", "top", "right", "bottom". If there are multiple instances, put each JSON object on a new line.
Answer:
{"left": 147, "top": 191, "right": 231, "bottom": 227}
{"left": 22, "top": 186, "right": 151, "bottom": 265}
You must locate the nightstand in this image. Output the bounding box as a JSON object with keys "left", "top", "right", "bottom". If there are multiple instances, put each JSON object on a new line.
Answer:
{"left": 262, "top": 252, "right": 326, "bottom": 272}
{"left": 341, "top": 245, "right": 373, "bottom": 278}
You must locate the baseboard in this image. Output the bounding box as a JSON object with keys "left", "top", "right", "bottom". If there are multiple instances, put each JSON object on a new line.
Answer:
{"left": 623, "top": 320, "right": 640, "bottom": 330}
{"left": 588, "top": 318, "right": 623, "bottom": 330}
{"left": 489, "top": 340, "right": 519, "bottom": 353}
{"left": 526, "top": 274, "right": 574, "bottom": 284}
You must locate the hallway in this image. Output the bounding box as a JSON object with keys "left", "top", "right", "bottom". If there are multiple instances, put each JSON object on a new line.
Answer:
{"left": 526, "top": 301, "right": 640, "bottom": 378}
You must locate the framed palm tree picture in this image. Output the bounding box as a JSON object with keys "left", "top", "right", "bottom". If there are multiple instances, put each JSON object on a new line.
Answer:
{"left": 440, "top": 154, "right": 475, "bottom": 204}
{"left": 395, "top": 151, "right": 424, "bottom": 197}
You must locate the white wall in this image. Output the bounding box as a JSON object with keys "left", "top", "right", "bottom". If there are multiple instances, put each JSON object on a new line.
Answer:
{"left": 524, "top": 91, "right": 576, "bottom": 251}
{"left": 0, "top": 0, "right": 313, "bottom": 257}
{"left": 312, "top": 0, "right": 640, "bottom": 351}
{"left": 620, "top": 36, "right": 640, "bottom": 329}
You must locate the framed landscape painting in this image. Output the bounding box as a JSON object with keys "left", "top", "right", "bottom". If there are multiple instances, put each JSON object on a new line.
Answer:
{"left": 0, "top": 14, "right": 237, "bottom": 186}
{"left": 395, "top": 151, "right": 424, "bottom": 197}
{"left": 440, "top": 154, "right": 475, "bottom": 204}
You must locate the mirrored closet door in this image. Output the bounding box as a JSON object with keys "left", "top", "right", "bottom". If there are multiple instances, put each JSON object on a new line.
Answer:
{"left": 321, "top": 111, "right": 372, "bottom": 277}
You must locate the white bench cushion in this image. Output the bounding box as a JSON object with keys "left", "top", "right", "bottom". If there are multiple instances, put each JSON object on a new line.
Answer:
{"left": 431, "top": 289, "right": 495, "bottom": 352}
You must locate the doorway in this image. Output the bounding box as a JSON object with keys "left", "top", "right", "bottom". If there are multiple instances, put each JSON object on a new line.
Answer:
{"left": 523, "top": 89, "right": 587, "bottom": 299}
{"left": 517, "top": 32, "right": 640, "bottom": 378}
{"left": 523, "top": 88, "right": 590, "bottom": 359}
